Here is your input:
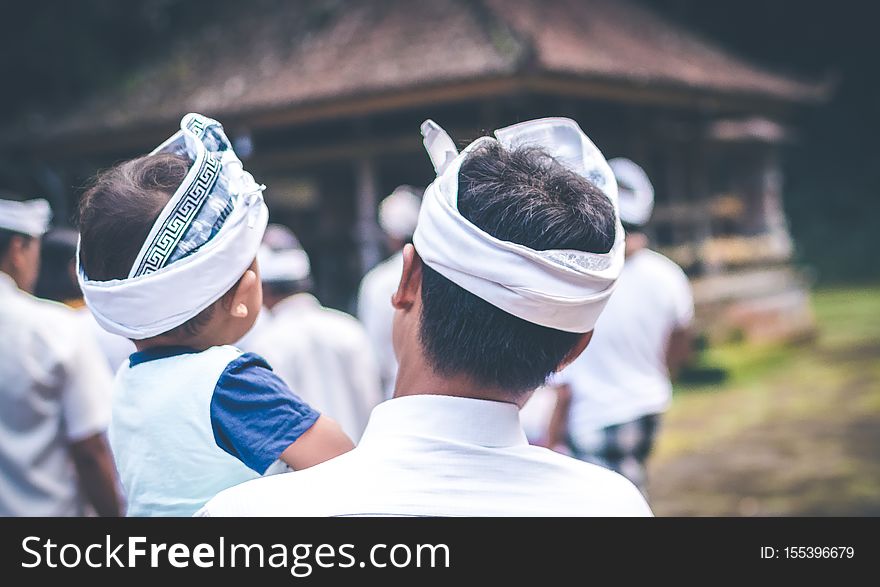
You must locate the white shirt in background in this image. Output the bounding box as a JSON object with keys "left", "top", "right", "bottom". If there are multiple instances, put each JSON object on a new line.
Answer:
{"left": 518, "top": 385, "right": 558, "bottom": 445}
{"left": 235, "top": 306, "right": 273, "bottom": 351}
{"left": 0, "top": 272, "right": 113, "bottom": 516}
{"left": 198, "top": 394, "right": 652, "bottom": 517}
{"left": 78, "top": 307, "right": 136, "bottom": 373}
{"left": 555, "top": 249, "right": 693, "bottom": 445}
{"left": 247, "top": 293, "right": 383, "bottom": 442}
{"left": 357, "top": 251, "right": 403, "bottom": 398}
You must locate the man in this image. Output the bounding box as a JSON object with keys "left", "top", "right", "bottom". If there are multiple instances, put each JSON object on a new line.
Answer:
{"left": 0, "top": 195, "right": 121, "bottom": 516}
{"left": 546, "top": 158, "right": 694, "bottom": 494}
{"left": 357, "top": 185, "right": 422, "bottom": 398}
{"left": 246, "top": 224, "right": 383, "bottom": 442}
{"left": 199, "top": 118, "right": 650, "bottom": 516}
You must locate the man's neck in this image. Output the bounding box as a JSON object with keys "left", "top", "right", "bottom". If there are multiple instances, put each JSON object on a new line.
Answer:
{"left": 393, "top": 348, "right": 525, "bottom": 406}
{"left": 624, "top": 231, "right": 649, "bottom": 258}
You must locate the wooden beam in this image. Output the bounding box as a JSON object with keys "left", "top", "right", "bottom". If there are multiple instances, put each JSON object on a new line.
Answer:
{"left": 14, "top": 74, "right": 806, "bottom": 160}
{"left": 256, "top": 135, "right": 422, "bottom": 170}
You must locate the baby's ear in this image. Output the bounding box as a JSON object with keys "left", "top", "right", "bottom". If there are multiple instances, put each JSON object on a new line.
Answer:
{"left": 229, "top": 268, "right": 258, "bottom": 318}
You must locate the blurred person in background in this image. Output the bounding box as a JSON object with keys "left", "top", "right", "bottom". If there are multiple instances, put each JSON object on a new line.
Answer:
{"left": 546, "top": 158, "right": 694, "bottom": 495}
{"left": 357, "top": 186, "right": 422, "bottom": 398}
{"left": 0, "top": 195, "right": 121, "bottom": 516}
{"left": 34, "top": 227, "right": 135, "bottom": 373}
{"left": 246, "top": 224, "right": 382, "bottom": 442}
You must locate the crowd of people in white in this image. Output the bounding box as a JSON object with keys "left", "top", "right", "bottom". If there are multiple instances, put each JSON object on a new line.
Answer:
{"left": 0, "top": 114, "right": 691, "bottom": 517}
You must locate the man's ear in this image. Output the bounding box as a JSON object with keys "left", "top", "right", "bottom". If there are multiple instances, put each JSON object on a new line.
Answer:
{"left": 229, "top": 267, "right": 258, "bottom": 318}
{"left": 391, "top": 244, "right": 422, "bottom": 311}
{"left": 556, "top": 330, "right": 593, "bottom": 372}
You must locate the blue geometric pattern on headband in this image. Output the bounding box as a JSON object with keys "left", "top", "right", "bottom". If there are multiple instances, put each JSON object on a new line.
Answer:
{"left": 132, "top": 116, "right": 236, "bottom": 277}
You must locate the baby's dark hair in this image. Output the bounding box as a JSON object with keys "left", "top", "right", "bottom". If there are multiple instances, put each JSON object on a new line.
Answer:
{"left": 77, "top": 153, "right": 215, "bottom": 337}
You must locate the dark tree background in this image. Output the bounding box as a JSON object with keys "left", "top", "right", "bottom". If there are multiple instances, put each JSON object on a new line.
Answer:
{"left": 644, "top": 0, "right": 880, "bottom": 283}
{"left": 1, "top": 0, "right": 877, "bottom": 282}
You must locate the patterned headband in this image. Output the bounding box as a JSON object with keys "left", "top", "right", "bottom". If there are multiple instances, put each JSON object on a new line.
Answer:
{"left": 129, "top": 114, "right": 261, "bottom": 278}
{"left": 78, "top": 113, "right": 269, "bottom": 339}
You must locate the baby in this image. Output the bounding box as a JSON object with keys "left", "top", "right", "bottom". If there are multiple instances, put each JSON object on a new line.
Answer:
{"left": 76, "top": 113, "right": 353, "bottom": 516}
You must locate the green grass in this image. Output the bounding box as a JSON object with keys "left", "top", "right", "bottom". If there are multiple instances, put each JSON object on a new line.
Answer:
{"left": 649, "top": 285, "right": 880, "bottom": 515}
{"left": 811, "top": 286, "right": 880, "bottom": 349}
{"left": 676, "top": 284, "right": 880, "bottom": 393}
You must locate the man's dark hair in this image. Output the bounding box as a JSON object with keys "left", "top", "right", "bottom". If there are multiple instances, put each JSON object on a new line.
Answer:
{"left": 77, "top": 153, "right": 215, "bottom": 337}
{"left": 418, "top": 142, "right": 617, "bottom": 395}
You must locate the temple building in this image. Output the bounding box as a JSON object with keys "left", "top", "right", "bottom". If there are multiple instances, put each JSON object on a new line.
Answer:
{"left": 1, "top": 0, "right": 828, "bottom": 341}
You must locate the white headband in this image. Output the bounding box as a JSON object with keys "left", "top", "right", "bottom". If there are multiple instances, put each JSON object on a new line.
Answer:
{"left": 0, "top": 198, "right": 51, "bottom": 237}
{"left": 609, "top": 157, "right": 655, "bottom": 227}
{"left": 258, "top": 245, "right": 311, "bottom": 283}
{"left": 78, "top": 113, "right": 268, "bottom": 339}
{"left": 412, "top": 118, "right": 625, "bottom": 333}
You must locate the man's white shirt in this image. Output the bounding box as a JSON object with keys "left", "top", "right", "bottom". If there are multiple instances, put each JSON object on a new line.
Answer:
{"left": 78, "top": 307, "right": 136, "bottom": 373}
{"left": 0, "top": 272, "right": 113, "bottom": 515}
{"left": 246, "top": 293, "right": 382, "bottom": 442}
{"left": 357, "top": 252, "right": 403, "bottom": 398}
{"left": 554, "top": 249, "right": 694, "bottom": 443}
{"left": 198, "top": 394, "right": 652, "bottom": 517}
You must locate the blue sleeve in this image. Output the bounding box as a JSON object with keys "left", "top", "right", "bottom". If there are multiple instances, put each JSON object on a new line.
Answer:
{"left": 210, "top": 352, "right": 320, "bottom": 474}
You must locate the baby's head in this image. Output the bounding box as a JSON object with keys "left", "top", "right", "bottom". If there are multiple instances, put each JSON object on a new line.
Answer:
{"left": 78, "top": 152, "right": 262, "bottom": 349}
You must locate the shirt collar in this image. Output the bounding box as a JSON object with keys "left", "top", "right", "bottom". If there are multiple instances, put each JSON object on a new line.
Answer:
{"left": 128, "top": 345, "right": 200, "bottom": 367}
{"left": 360, "top": 394, "right": 528, "bottom": 448}
{"left": 0, "top": 271, "right": 18, "bottom": 295}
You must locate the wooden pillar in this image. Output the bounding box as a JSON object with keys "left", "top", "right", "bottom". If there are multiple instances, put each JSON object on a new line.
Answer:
{"left": 354, "top": 156, "right": 383, "bottom": 276}
{"left": 693, "top": 119, "right": 719, "bottom": 275}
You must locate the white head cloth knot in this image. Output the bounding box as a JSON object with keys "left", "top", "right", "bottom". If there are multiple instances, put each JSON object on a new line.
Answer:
{"left": 258, "top": 224, "right": 311, "bottom": 283}
{"left": 378, "top": 186, "right": 422, "bottom": 240}
{"left": 412, "top": 118, "right": 625, "bottom": 333}
{"left": 0, "top": 198, "right": 51, "bottom": 237}
{"left": 77, "top": 113, "right": 269, "bottom": 339}
{"left": 609, "top": 157, "right": 655, "bottom": 227}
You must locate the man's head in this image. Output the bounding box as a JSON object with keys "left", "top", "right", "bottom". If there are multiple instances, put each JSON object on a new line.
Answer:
{"left": 0, "top": 194, "right": 51, "bottom": 293}
{"left": 259, "top": 224, "right": 313, "bottom": 310}
{"left": 392, "top": 141, "right": 617, "bottom": 397}
{"left": 0, "top": 228, "right": 41, "bottom": 293}
{"left": 378, "top": 185, "right": 422, "bottom": 253}
{"left": 78, "top": 153, "right": 262, "bottom": 347}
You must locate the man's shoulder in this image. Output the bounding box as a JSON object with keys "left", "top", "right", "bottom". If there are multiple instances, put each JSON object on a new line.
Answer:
{"left": 17, "top": 291, "right": 77, "bottom": 319}
{"left": 199, "top": 454, "right": 353, "bottom": 517}
{"left": 360, "top": 254, "right": 403, "bottom": 291}
{"left": 6, "top": 292, "right": 81, "bottom": 338}
{"left": 524, "top": 446, "right": 653, "bottom": 514}
{"left": 198, "top": 473, "right": 301, "bottom": 517}
{"left": 273, "top": 303, "right": 368, "bottom": 349}
{"left": 636, "top": 249, "right": 688, "bottom": 280}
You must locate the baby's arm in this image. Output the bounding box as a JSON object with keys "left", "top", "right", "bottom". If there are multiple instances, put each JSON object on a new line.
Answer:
{"left": 211, "top": 352, "right": 353, "bottom": 476}
{"left": 279, "top": 415, "right": 353, "bottom": 470}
